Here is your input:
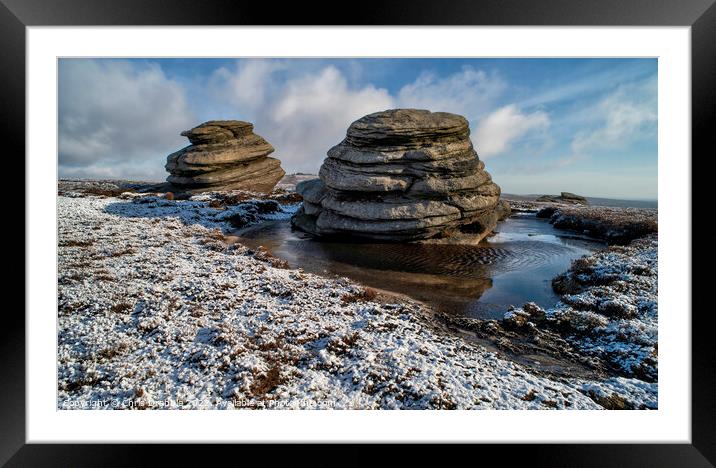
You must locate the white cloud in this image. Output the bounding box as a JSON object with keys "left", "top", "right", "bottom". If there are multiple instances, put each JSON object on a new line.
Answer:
{"left": 268, "top": 67, "right": 394, "bottom": 171}
{"left": 59, "top": 60, "right": 194, "bottom": 180}
{"left": 517, "top": 61, "right": 654, "bottom": 109}
{"left": 59, "top": 161, "right": 163, "bottom": 181}
{"left": 211, "top": 62, "right": 394, "bottom": 173}
{"left": 396, "top": 67, "right": 505, "bottom": 118}
{"left": 473, "top": 105, "right": 550, "bottom": 158}
{"left": 209, "top": 60, "right": 286, "bottom": 111}
{"left": 570, "top": 75, "right": 657, "bottom": 154}
{"left": 396, "top": 68, "right": 550, "bottom": 160}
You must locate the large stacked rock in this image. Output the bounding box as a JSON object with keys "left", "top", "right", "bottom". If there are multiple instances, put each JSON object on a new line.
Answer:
{"left": 165, "top": 120, "right": 285, "bottom": 193}
{"left": 291, "top": 109, "right": 509, "bottom": 242}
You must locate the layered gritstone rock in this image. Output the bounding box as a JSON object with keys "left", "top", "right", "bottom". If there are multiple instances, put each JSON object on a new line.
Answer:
{"left": 292, "top": 109, "right": 509, "bottom": 241}
{"left": 165, "top": 120, "right": 285, "bottom": 193}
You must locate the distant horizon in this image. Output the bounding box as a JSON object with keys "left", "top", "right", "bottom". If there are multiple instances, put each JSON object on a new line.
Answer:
{"left": 59, "top": 58, "right": 658, "bottom": 199}
{"left": 56, "top": 175, "right": 658, "bottom": 203}
{"left": 502, "top": 193, "right": 658, "bottom": 203}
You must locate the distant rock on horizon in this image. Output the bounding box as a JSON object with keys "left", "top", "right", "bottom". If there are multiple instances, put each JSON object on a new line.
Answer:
{"left": 291, "top": 109, "right": 509, "bottom": 242}
{"left": 277, "top": 173, "right": 319, "bottom": 191}
{"left": 535, "top": 192, "right": 589, "bottom": 205}
{"left": 165, "top": 120, "right": 285, "bottom": 193}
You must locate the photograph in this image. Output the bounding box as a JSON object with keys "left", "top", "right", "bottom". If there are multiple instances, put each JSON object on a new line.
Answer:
{"left": 56, "top": 57, "right": 659, "bottom": 411}
{"left": 7, "top": 0, "right": 712, "bottom": 459}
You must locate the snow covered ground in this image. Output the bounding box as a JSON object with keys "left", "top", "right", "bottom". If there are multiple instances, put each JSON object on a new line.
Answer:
{"left": 548, "top": 236, "right": 658, "bottom": 381}
{"left": 57, "top": 186, "right": 656, "bottom": 410}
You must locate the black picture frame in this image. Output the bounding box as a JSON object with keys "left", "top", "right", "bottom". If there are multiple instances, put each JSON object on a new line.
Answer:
{"left": 4, "top": 0, "right": 714, "bottom": 464}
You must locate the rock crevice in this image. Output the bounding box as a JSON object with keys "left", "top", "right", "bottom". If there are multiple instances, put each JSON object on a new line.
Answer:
{"left": 292, "top": 109, "right": 509, "bottom": 241}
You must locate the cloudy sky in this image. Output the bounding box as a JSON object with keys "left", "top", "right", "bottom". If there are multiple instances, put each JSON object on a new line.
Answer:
{"left": 59, "top": 58, "right": 657, "bottom": 200}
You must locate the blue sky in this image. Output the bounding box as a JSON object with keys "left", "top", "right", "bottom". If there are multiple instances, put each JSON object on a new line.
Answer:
{"left": 59, "top": 58, "right": 657, "bottom": 199}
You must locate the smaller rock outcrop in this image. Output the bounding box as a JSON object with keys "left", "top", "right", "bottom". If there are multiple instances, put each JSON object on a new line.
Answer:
{"left": 165, "top": 120, "right": 285, "bottom": 193}
{"left": 536, "top": 192, "right": 589, "bottom": 205}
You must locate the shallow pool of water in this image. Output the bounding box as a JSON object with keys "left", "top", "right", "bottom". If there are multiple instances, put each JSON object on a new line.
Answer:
{"left": 235, "top": 213, "right": 603, "bottom": 319}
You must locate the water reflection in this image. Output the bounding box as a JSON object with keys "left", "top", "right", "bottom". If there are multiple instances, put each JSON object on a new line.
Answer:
{"left": 236, "top": 213, "right": 602, "bottom": 319}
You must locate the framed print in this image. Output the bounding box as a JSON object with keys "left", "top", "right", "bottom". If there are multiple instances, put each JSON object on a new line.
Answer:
{"left": 5, "top": 0, "right": 715, "bottom": 464}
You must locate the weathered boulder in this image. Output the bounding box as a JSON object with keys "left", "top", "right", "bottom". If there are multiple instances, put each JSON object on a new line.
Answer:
{"left": 291, "top": 109, "right": 508, "bottom": 242}
{"left": 165, "top": 120, "right": 285, "bottom": 193}
{"left": 536, "top": 192, "right": 589, "bottom": 205}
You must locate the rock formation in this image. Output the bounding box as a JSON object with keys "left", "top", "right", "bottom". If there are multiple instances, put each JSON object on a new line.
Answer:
{"left": 165, "top": 120, "right": 285, "bottom": 193}
{"left": 291, "top": 109, "right": 509, "bottom": 242}
{"left": 536, "top": 192, "right": 589, "bottom": 205}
